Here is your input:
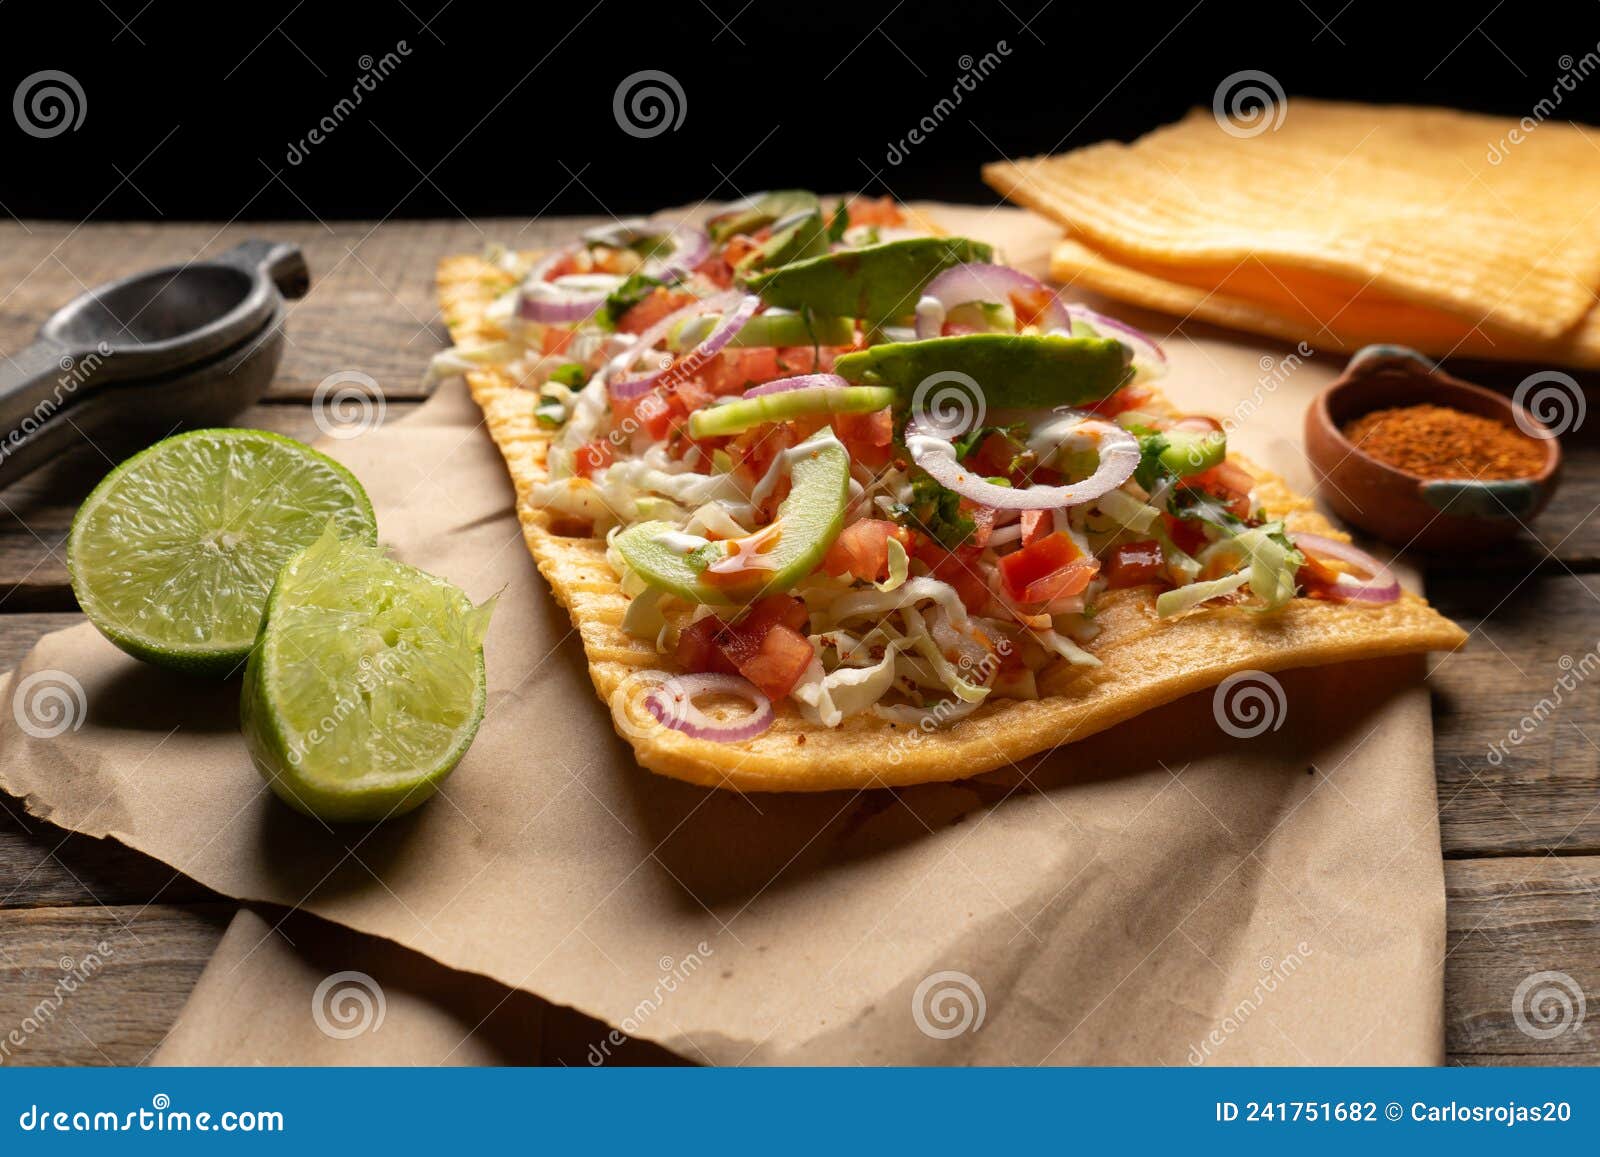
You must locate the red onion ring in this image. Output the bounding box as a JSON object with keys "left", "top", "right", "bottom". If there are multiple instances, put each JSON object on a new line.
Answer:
{"left": 581, "top": 218, "right": 711, "bottom": 283}
{"left": 517, "top": 273, "right": 623, "bottom": 325}
{"left": 606, "top": 291, "right": 761, "bottom": 401}
{"left": 915, "top": 263, "right": 1070, "bottom": 339}
{"left": 1060, "top": 304, "right": 1168, "bottom": 377}
{"left": 905, "top": 409, "right": 1140, "bottom": 511}
{"left": 742, "top": 373, "right": 849, "bottom": 398}
{"left": 1292, "top": 533, "right": 1401, "bottom": 604}
{"left": 646, "top": 673, "right": 775, "bottom": 741}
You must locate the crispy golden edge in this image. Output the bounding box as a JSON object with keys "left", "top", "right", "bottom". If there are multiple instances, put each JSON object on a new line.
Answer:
{"left": 1045, "top": 237, "right": 1600, "bottom": 369}
{"left": 981, "top": 101, "right": 1600, "bottom": 342}
{"left": 439, "top": 252, "right": 1466, "bottom": 792}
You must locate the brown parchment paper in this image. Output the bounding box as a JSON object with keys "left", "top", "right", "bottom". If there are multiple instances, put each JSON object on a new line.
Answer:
{"left": 0, "top": 206, "right": 1448, "bottom": 1065}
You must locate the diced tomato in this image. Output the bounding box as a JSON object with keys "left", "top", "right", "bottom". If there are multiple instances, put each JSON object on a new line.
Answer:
{"left": 823, "top": 519, "right": 912, "bottom": 583}
{"left": 1009, "top": 286, "right": 1057, "bottom": 330}
{"left": 834, "top": 406, "right": 893, "bottom": 469}
{"left": 540, "top": 327, "right": 575, "bottom": 356}
{"left": 737, "top": 626, "right": 814, "bottom": 701}
{"left": 675, "top": 595, "right": 812, "bottom": 700}
{"left": 1295, "top": 553, "right": 1342, "bottom": 600}
{"left": 1170, "top": 414, "right": 1223, "bottom": 434}
{"left": 912, "top": 539, "right": 990, "bottom": 614}
{"left": 700, "top": 346, "right": 843, "bottom": 395}
{"left": 1185, "top": 460, "right": 1255, "bottom": 520}
{"left": 967, "top": 431, "right": 1025, "bottom": 479}
{"left": 574, "top": 439, "right": 614, "bottom": 479}
{"left": 726, "top": 420, "right": 799, "bottom": 487}
{"left": 675, "top": 617, "right": 739, "bottom": 677}
{"left": 1103, "top": 540, "right": 1167, "bottom": 589}
{"left": 965, "top": 502, "right": 997, "bottom": 549}
{"left": 693, "top": 257, "right": 734, "bottom": 289}
{"left": 1162, "top": 512, "right": 1208, "bottom": 556}
{"left": 1084, "top": 383, "right": 1153, "bottom": 417}
{"left": 540, "top": 251, "right": 583, "bottom": 280}
{"left": 845, "top": 196, "right": 905, "bottom": 228}
{"left": 617, "top": 288, "right": 696, "bottom": 335}
{"left": 722, "top": 235, "right": 762, "bottom": 267}
{"left": 1019, "top": 510, "right": 1052, "bottom": 546}
{"left": 997, "top": 532, "right": 1097, "bottom": 604}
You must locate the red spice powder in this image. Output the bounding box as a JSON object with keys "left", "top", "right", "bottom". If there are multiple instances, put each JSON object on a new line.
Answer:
{"left": 1341, "top": 403, "right": 1546, "bottom": 480}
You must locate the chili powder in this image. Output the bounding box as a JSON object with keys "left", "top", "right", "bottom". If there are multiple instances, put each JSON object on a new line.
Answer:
{"left": 1341, "top": 403, "right": 1546, "bottom": 480}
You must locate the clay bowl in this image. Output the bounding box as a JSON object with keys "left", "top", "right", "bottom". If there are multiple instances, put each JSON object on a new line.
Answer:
{"left": 1304, "top": 345, "right": 1562, "bottom": 552}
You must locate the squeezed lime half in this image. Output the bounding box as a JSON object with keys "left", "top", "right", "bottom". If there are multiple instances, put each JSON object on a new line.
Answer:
{"left": 67, "top": 428, "right": 377, "bottom": 677}
{"left": 241, "top": 526, "right": 494, "bottom": 823}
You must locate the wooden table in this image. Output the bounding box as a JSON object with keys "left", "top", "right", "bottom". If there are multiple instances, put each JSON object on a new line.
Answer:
{"left": 0, "top": 220, "right": 1595, "bottom": 1066}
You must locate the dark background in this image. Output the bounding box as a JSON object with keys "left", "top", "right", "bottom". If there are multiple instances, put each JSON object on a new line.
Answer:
{"left": 2, "top": 0, "right": 1598, "bottom": 221}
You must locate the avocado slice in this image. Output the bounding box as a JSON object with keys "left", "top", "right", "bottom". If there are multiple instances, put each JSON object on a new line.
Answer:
{"left": 689, "top": 385, "right": 894, "bottom": 438}
{"left": 735, "top": 208, "right": 832, "bottom": 275}
{"left": 612, "top": 430, "right": 850, "bottom": 605}
{"left": 834, "top": 333, "right": 1132, "bottom": 410}
{"left": 743, "top": 237, "right": 994, "bottom": 323}
{"left": 1159, "top": 428, "right": 1227, "bottom": 477}
{"left": 707, "top": 190, "right": 820, "bottom": 242}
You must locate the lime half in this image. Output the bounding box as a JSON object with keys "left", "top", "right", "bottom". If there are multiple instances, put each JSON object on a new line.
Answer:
{"left": 68, "top": 428, "right": 377, "bottom": 677}
{"left": 241, "top": 526, "right": 494, "bottom": 823}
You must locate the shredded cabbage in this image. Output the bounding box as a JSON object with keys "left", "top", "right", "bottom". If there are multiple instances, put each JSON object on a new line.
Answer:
{"left": 1030, "top": 627, "right": 1101, "bottom": 667}
{"left": 1096, "top": 487, "right": 1161, "bottom": 534}
{"left": 423, "top": 340, "right": 521, "bottom": 385}
{"left": 1155, "top": 570, "right": 1250, "bottom": 617}
{"left": 793, "top": 641, "right": 907, "bottom": 727}
{"left": 1199, "top": 522, "right": 1303, "bottom": 613}
{"left": 874, "top": 536, "right": 910, "bottom": 592}
{"left": 818, "top": 576, "right": 973, "bottom": 634}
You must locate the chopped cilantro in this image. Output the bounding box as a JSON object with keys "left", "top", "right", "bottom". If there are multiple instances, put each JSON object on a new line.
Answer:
{"left": 890, "top": 474, "right": 977, "bottom": 549}
{"left": 599, "top": 272, "right": 664, "bottom": 329}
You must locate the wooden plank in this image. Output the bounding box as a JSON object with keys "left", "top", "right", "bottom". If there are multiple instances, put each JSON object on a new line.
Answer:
{"left": 1428, "top": 571, "right": 1600, "bottom": 856}
{"left": 1437, "top": 363, "right": 1600, "bottom": 570}
{"left": 0, "top": 614, "right": 223, "bottom": 911}
{"left": 1445, "top": 856, "right": 1600, "bottom": 1065}
{"left": 0, "top": 219, "right": 602, "bottom": 404}
{"left": 0, "top": 401, "right": 421, "bottom": 607}
{"left": 0, "top": 613, "right": 221, "bottom": 912}
{"left": 0, "top": 904, "right": 231, "bottom": 1066}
